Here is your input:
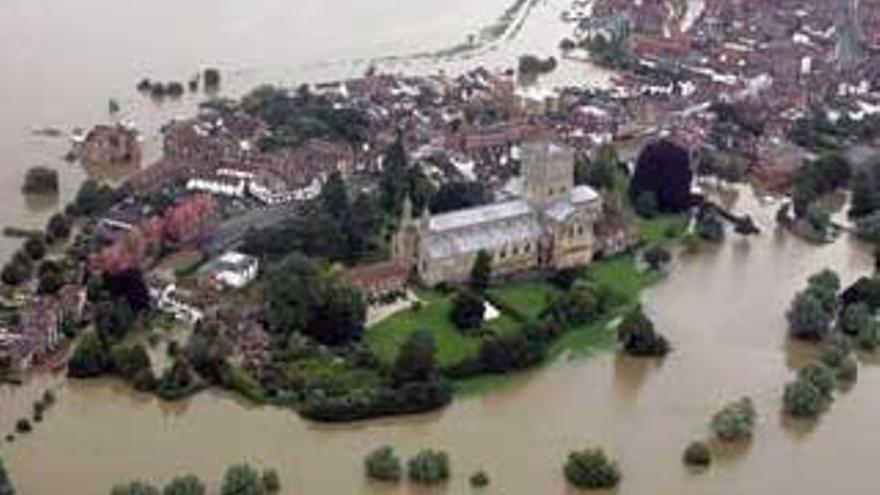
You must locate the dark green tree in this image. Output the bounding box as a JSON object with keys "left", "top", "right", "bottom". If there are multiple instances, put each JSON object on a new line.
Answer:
{"left": 162, "top": 475, "right": 206, "bottom": 495}
{"left": 407, "top": 450, "right": 450, "bottom": 485}
{"left": 393, "top": 329, "right": 438, "bottom": 385}
{"left": 221, "top": 463, "right": 263, "bottom": 495}
{"left": 110, "top": 481, "right": 160, "bottom": 495}
{"left": 0, "top": 457, "right": 14, "bottom": 495}
{"left": 451, "top": 291, "right": 485, "bottom": 331}
{"left": 563, "top": 448, "right": 621, "bottom": 489}
{"left": 469, "top": 250, "right": 492, "bottom": 292}
{"left": 364, "top": 446, "right": 402, "bottom": 482}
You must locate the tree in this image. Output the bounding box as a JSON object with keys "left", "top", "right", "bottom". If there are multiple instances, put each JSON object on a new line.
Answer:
{"left": 72, "top": 180, "right": 118, "bottom": 217}
{"left": 0, "top": 457, "right": 14, "bottom": 495}
{"left": 105, "top": 269, "right": 151, "bottom": 313}
{"left": 1, "top": 258, "right": 32, "bottom": 286}
{"left": 45, "top": 212, "right": 72, "bottom": 242}
{"left": 263, "top": 254, "right": 366, "bottom": 346}
{"left": 697, "top": 212, "right": 725, "bottom": 242}
{"left": 575, "top": 144, "right": 621, "bottom": 190}
{"left": 563, "top": 448, "right": 621, "bottom": 489}
{"left": 320, "top": 172, "right": 350, "bottom": 219}
{"left": 110, "top": 343, "right": 153, "bottom": 383}
{"left": 68, "top": 331, "right": 112, "bottom": 378}
{"left": 407, "top": 450, "right": 450, "bottom": 485}
{"left": 642, "top": 246, "right": 671, "bottom": 271}
{"left": 856, "top": 210, "right": 880, "bottom": 241}
{"left": 260, "top": 469, "right": 280, "bottom": 494}
{"left": 94, "top": 299, "right": 135, "bottom": 341}
{"left": 110, "top": 481, "right": 160, "bottom": 495}
{"left": 837, "top": 356, "right": 858, "bottom": 383}
{"left": 221, "top": 463, "right": 264, "bottom": 495}
{"left": 203, "top": 68, "right": 221, "bottom": 89}
{"left": 22, "top": 166, "right": 59, "bottom": 194}
{"left": 162, "top": 475, "right": 206, "bottom": 495}
{"left": 797, "top": 362, "right": 835, "bottom": 398}
{"left": 379, "top": 135, "right": 409, "bottom": 215}
{"left": 858, "top": 320, "right": 880, "bottom": 351}
{"left": 629, "top": 139, "right": 694, "bottom": 213}
{"left": 682, "top": 440, "right": 711, "bottom": 467}
{"left": 429, "top": 182, "right": 487, "bottom": 213}
{"left": 617, "top": 306, "right": 670, "bottom": 357}
{"left": 840, "top": 302, "right": 871, "bottom": 336}
{"left": 710, "top": 397, "right": 756, "bottom": 442}
{"left": 364, "top": 446, "right": 402, "bottom": 482}
{"left": 451, "top": 291, "right": 485, "bottom": 331}
{"left": 783, "top": 378, "right": 828, "bottom": 418}
{"left": 23, "top": 237, "right": 47, "bottom": 261}
{"left": 393, "top": 329, "right": 438, "bottom": 385}
{"left": 555, "top": 280, "right": 602, "bottom": 325}
{"left": 469, "top": 251, "right": 492, "bottom": 292}
{"left": 848, "top": 169, "right": 880, "bottom": 218}
{"left": 787, "top": 291, "right": 832, "bottom": 340}
{"left": 37, "top": 260, "right": 64, "bottom": 295}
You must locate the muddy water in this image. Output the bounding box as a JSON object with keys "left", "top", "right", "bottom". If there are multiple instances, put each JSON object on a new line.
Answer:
{"left": 0, "top": 0, "right": 608, "bottom": 260}
{"left": 2, "top": 189, "right": 877, "bottom": 495}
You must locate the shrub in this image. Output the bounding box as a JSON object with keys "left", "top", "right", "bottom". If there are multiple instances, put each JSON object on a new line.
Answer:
{"left": 818, "top": 343, "right": 847, "bottom": 369}
{"left": 470, "top": 471, "right": 490, "bottom": 487}
{"left": 783, "top": 378, "right": 828, "bottom": 418}
{"left": 563, "top": 448, "right": 621, "bottom": 489}
{"left": 798, "top": 362, "right": 836, "bottom": 397}
{"left": 710, "top": 397, "right": 756, "bottom": 442}
{"left": 682, "top": 440, "right": 711, "bottom": 467}
{"left": 478, "top": 333, "right": 543, "bottom": 373}
{"left": 407, "top": 450, "right": 450, "bottom": 485}
{"left": 364, "top": 446, "right": 402, "bottom": 482}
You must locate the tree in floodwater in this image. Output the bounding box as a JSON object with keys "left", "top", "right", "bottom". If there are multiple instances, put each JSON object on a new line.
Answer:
{"left": 0, "top": 457, "right": 15, "bottom": 495}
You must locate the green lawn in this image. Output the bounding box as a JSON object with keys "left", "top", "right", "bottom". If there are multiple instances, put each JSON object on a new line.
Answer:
{"left": 489, "top": 280, "right": 561, "bottom": 321}
{"left": 366, "top": 290, "right": 512, "bottom": 367}
{"left": 636, "top": 214, "right": 689, "bottom": 246}
{"left": 585, "top": 254, "right": 655, "bottom": 306}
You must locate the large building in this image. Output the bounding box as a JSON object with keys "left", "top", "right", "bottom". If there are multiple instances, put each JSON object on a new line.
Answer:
{"left": 393, "top": 140, "right": 602, "bottom": 285}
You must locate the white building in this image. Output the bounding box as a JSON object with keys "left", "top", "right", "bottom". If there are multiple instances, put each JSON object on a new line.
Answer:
{"left": 212, "top": 251, "right": 259, "bottom": 289}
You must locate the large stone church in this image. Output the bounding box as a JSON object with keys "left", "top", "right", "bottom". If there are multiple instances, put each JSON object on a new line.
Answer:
{"left": 393, "top": 140, "right": 602, "bottom": 286}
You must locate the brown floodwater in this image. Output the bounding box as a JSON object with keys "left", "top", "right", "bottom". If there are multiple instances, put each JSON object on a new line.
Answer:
{"left": 2, "top": 189, "right": 877, "bottom": 495}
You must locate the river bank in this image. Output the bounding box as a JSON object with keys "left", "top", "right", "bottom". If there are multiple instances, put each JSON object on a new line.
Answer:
{"left": 3, "top": 188, "right": 877, "bottom": 495}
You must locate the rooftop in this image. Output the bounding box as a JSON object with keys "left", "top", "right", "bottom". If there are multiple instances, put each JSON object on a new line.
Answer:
{"left": 429, "top": 199, "right": 534, "bottom": 233}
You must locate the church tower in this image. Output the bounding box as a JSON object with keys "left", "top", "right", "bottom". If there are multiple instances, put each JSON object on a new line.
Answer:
{"left": 392, "top": 196, "right": 423, "bottom": 274}
{"left": 521, "top": 140, "right": 575, "bottom": 207}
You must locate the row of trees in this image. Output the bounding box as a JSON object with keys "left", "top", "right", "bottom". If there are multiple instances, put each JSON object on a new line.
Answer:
{"left": 110, "top": 463, "right": 279, "bottom": 495}
{"left": 364, "top": 446, "right": 451, "bottom": 485}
